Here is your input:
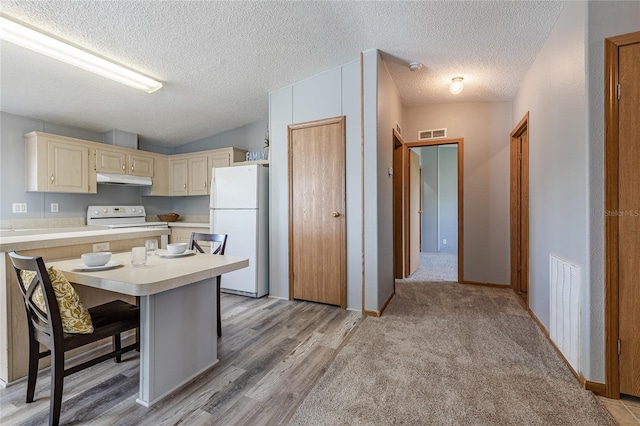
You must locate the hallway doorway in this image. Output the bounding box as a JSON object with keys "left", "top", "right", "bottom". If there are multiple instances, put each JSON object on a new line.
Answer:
{"left": 407, "top": 144, "right": 459, "bottom": 282}
{"left": 393, "top": 134, "right": 464, "bottom": 283}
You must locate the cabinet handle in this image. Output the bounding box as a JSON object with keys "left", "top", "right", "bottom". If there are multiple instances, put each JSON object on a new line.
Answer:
{"left": 204, "top": 182, "right": 207, "bottom": 188}
{"left": 184, "top": 183, "right": 187, "bottom": 189}
{"left": 122, "top": 164, "right": 126, "bottom": 171}
{"left": 50, "top": 174, "right": 54, "bottom": 183}
{"left": 131, "top": 165, "right": 134, "bottom": 172}
{"left": 331, "top": 211, "right": 340, "bottom": 217}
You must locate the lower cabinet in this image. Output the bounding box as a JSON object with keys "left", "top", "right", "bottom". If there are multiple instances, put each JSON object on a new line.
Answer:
{"left": 169, "top": 226, "right": 211, "bottom": 250}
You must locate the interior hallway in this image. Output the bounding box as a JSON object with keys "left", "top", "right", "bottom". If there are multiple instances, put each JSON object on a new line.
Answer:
{"left": 400, "top": 252, "right": 458, "bottom": 283}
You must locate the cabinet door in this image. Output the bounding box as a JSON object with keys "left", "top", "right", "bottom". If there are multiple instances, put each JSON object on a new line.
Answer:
{"left": 48, "top": 141, "right": 90, "bottom": 193}
{"left": 129, "top": 153, "right": 154, "bottom": 177}
{"left": 188, "top": 156, "right": 209, "bottom": 196}
{"left": 142, "top": 154, "right": 169, "bottom": 196}
{"left": 95, "top": 149, "right": 127, "bottom": 173}
{"left": 169, "top": 159, "right": 188, "bottom": 196}
{"left": 207, "top": 153, "right": 230, "bottom": 194}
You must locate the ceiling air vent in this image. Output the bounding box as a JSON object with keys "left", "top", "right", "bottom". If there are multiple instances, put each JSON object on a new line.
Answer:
{"left": 418, "top": 128, "right": 447, "bottom": 140}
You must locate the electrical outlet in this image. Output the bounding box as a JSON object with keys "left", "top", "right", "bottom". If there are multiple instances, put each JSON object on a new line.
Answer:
{"left": 12, "top": 203, "right": 27, "bottom": 213}
{"left": 443, "top": 239, "right": 447, "bottom": 245}
{"left": 93, "top": 242, "right": 110, "bottom": 252}
{"left": 51, "top": 203, "right": 59, "bottom": 213}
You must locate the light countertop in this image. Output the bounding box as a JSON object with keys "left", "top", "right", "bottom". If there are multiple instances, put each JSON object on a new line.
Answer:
{"left": 49, "top": 251, "right": 248, "bottom": 296}
{"left": 0, "top": 226, "right": 171, "bottom": 252}
{"left": 167, "top": 222, "right": 208, "bottom": 228}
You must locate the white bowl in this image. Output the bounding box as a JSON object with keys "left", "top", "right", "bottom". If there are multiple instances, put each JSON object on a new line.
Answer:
{"left": 81, "top": 252, "right": 112, "bottom": 267}
{"left": 166, "top": 243, "right": 188, "bottom": 254}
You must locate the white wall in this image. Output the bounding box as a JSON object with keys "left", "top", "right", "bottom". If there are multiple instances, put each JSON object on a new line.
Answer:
{"left": 512, "top": 1, "right": 589, "bottom": 376}
{"left": 420, "top": 146, "right": 439, "bottom": 253}
{"left": 174, "top": 119, "right": 268, "bottom": 154}
{"left": 403, "top": 102, "right": 512, "bottom": 285}
{"left": 438, "top": 146, "right": 458, "bottom": 254}
{"left": 268, "top": 59, "right": 363, "bottom": 310}
{"left": 586, "top": 1, "right": 640, "bottom": 383}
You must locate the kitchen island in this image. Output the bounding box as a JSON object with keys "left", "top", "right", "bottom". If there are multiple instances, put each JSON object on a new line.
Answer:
{"left": 50, "top": 250, "right": 248, "bottom": 407}
{"left": 0, "top": 226, "right": 171, "bottom": 385}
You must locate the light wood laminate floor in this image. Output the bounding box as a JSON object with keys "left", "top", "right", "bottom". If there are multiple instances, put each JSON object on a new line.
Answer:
{"left": 0, "top": 294, "right": 362, "bottom": 425}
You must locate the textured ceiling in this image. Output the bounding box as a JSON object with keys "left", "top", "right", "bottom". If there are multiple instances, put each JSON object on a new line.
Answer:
{"left": 0, "top": 1, "right": 565, "bottom": 147}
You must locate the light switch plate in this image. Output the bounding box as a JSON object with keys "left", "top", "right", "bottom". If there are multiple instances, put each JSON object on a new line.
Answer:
{"left": 51, "top": 203, "right": 59, "bottom": 213}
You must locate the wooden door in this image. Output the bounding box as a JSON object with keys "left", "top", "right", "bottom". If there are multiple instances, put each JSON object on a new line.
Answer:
{"left": 408, "top": 150, "right": 421, "bottom": 275}
{"left": 169, "top": 158, "right": 188, "bottom": 196}
{"left": 393, "top": 131, "right": 405, "bottom": 279}
{"left": 510, "top": 113, "right": 529, "bottom": 300}
{"left": 47, "top": 141, "right": 89, "bottom": 193}
{"left": 188, "top": 156, "right": 209, "bottom": 196}
{"left": 618, "top": 41, "right": 640, "bottom": 397}
{"left": 289, "top": 117, "right": 346, "bottom": 308}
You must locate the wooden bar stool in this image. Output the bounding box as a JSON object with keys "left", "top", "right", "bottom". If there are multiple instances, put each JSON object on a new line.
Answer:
{"left": 188, "top": 232, "right": 228, "bottom": 337}
{"left": 8, "top": 251, "right": 139, "bottom": 426}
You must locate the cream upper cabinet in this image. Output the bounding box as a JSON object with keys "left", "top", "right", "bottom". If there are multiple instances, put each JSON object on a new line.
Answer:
{"left": 129, "top": 153, "right": 154, "bottom": 177}
{"left": 209, "top": 152, "right": 231, "bottom": 168}
{"left": 25, "top": 132, "right": 96, "bottom": 193}
{"left": 141, "top": 154, "right": 169, "bottom": 196}
{"left": 95, "top": 148, "right": 127, "bottom": 173}
{"left": 25, "top": 131, "right": 246, "bottom": 195}
{"left": 169, "top": 158, "right": 188, "bottom": 196}
{"left": 95, "top": 149, "right": 154, "bottom": 177}
{"left": 188, "top": 156, "right": 209, "bottom": 196}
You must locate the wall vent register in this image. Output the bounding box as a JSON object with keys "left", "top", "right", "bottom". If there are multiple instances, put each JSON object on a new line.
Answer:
{"left": 418, "top": 128, "right": 447, "bottom": 140}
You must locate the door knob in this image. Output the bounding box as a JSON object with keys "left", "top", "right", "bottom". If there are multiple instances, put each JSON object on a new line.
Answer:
{"left": 331, "top": 212, "right": 340, "bottom": 217}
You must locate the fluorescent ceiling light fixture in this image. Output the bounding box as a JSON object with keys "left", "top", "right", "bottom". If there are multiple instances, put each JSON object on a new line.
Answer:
{"left": 449, "top": 77, "right": 464, "bottom": 95}
{"left": 0, "top": 15, "right": 162, "bottom": 93}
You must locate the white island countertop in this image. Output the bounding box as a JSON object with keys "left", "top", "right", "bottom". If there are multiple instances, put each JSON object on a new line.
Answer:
{"left": 49, "top": 250, "right": 248, "bottom": 296}
{"left": 49, "top": 249, "right": 249, "bottom": 407}
{"left": 0, "top": 226, "right": 171, "bottom": 252}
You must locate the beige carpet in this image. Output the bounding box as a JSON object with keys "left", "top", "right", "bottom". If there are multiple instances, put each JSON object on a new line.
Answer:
{"left": 400, "top": 252, "right": 458, "bottom": 282}
{"left": 289, "top": 282, "right": 615, "bottom": 425}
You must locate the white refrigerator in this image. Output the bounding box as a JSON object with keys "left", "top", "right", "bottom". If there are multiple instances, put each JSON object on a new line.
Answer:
{"left": 209, "top": 164, "right": 269, "bottom": 297}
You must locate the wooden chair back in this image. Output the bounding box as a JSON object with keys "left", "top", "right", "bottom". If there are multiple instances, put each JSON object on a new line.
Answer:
{"left": 9, "top": 252, "right": 64, "bottom": 347}
{"left": 189, "top": 232, "right": 228, "bottom": 255}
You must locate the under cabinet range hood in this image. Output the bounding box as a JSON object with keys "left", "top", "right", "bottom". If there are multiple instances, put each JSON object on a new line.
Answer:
{"left": 96, "top": 172, "right": 152, "bottom": 186}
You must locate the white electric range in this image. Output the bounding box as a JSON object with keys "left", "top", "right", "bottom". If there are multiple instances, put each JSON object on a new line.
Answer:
{"left": 86, "top": 205, "right": 169, "bottom": 247}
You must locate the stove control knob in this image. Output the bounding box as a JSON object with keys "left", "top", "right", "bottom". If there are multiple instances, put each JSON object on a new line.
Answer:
{"left": 93, "top": 210, "right": 99, "bottom": 215}
{"left": 132, "top": 208, "right": 138, "bottom": 213}
{"left": 102, "top": 208, "right": 108, "bottom": 213}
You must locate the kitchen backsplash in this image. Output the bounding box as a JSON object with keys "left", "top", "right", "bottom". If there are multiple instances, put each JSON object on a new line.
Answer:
{"left": 1, "top": 217, "right": 85, "bottom": 230}
{"left": 1, "top": 215, "right": 209, "bottom": 230}
{"left": 146, "top": 215, "right": 208, "bottom": 223}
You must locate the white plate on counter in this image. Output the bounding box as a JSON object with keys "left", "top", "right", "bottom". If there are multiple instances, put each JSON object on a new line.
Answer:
{"left": 72, "top": 261, "right": 124, "bottom": 271}
{"left": 157, "top": 249, "right": 196, "bottom": 258}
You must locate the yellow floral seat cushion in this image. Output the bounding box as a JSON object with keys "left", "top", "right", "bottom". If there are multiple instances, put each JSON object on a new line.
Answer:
{"left": 20, "top": 267, "right": 94, "bottom": 334}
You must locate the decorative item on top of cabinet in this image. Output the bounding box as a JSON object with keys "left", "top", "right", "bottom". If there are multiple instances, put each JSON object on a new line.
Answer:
{"left": 24, "top": 132, "right": 96, "bottom": 193}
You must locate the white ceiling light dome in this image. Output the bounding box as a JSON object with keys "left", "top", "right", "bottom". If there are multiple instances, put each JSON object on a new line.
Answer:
{"left": 449, "top": 77, "right": 464, "bottom": 94}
